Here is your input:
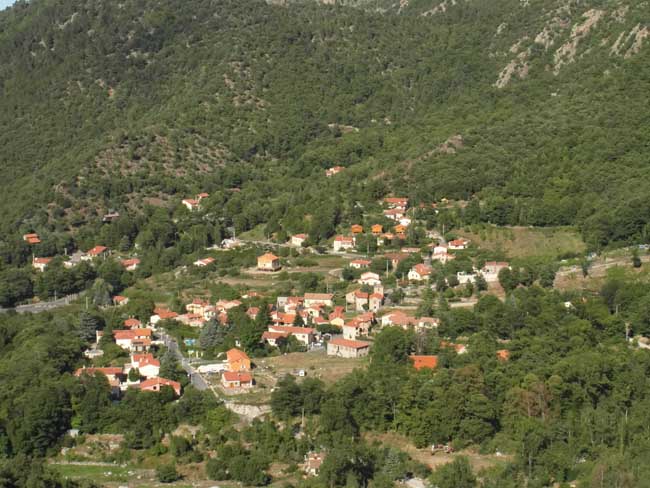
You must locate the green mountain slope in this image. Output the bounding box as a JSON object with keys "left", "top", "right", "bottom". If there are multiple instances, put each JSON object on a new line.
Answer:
{"left": 0, "top": 0, "right": 649, "bottom": 249}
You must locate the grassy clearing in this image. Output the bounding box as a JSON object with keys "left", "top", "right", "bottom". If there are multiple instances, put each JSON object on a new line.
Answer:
{"left": 458, "top": 225, "right": 586, "bottom": 259}
{"left": 255, "top": 350, "right": 366, "bottom": 386}
{"left": 51, "top": 463, "right": 133, "bottom": 482}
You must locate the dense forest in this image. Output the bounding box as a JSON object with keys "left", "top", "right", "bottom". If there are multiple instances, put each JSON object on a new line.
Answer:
{"left": 0, "top": 0, "right": 649, "bottom": 253}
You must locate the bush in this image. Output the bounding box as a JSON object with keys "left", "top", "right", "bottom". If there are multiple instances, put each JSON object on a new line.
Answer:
{"left": 156, "top": 462, "right": 181, "bottom": 483}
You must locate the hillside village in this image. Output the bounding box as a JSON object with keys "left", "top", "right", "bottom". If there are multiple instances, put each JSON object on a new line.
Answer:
{"left": 32, "top": 192, "right": 521, "bottom": 401}
{"left": 1, "top": 0, "right": 650, "bottom": 485}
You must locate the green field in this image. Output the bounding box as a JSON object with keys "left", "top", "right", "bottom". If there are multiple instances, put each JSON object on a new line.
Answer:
{"left": 51, "top": 463, "right": 133, "bottom": 482}
{"left": 459, "top": 225, "right": 586, "bottom": 259}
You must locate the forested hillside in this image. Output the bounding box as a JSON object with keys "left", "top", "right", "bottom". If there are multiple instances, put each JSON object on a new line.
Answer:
{"left": 0, "top": 0, "right": 649, "bottom": 252}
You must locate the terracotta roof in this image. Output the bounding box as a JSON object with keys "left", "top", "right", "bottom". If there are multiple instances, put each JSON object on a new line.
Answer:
{"left": 139, "top": 377, "right": 181, "bottom": 394}
{"left": 157, "top": 310, "right": 178, "bottom": 320}
{"left": 121, "top": 258, "right": 140, "bottom": 267}
{"left": 413, "top": 264, "right": 433, "bottom": 276}
{"left": 328, "top": 337, "right": 370, "bottom": 349}
{"left": 304, "top": 293, "right": 333, "bottom": 301}
{"left": 113, "top": 329, "right": 152, "bottom": 340}
{"left": 114, "top": 295, "right": 128, "bottom": 303}
{"left": 33, "top": 257, "right": 52, "bottom": 265}
{"left": 497, "top": 349, "right": 510, "bottom": 361}
{"left": 258, "top": 252, "right": 279, "bottom": 262}
{"left": 75, "top": 367, "right": 123, "bottom": 377}
{"left": 262, "top": 331, "right": 290, "bottom": 340}
{"left": 409, "top": 355, "right": 438, "bottom": 370}
{"left": 226, "top": 348, "right": 250, "bottom": 362}
{"left": 269, "top": 325, "right": 316, "bottom": 334}
{"left": 351, "top": 259, "right": 372, "bottom": 266}
{"left": 124, "top": 318, "right": 142, "bottom": 328}
{"left": 293, "top": 233, "right": 308, "bottom": 239}
{"left": 223, "top": 371, "right": 253, "bottom": 382}
{"left": 87, "top": 245, "right": 108, "bottom": 256}
{"left": 334, "top": 235, "right": 355, "bottom": 243}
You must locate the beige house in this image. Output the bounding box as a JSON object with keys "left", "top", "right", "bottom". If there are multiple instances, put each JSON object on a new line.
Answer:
{"left": 257, "top": 253, "right": 281, "bottom": 271}
{"left": 291, "top": 234, "right": 308, "bottom": 247}
{"left": 303, "top": 293, "right": 334, "bottom": 308}
{"left": 327, "top": 337, "right": 370, "bottom": 358}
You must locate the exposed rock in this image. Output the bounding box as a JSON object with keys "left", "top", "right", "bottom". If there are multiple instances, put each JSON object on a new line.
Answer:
{"left": 495, "top": 50, "right": 530, "bottom": 88}
{"left": 553, "top": 9, "right": 605, "bottom": 75}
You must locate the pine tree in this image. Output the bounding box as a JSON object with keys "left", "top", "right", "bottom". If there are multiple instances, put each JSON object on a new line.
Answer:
{"left": 199, "top": 319, "right": 220, "bottom": 350}
{"left": 78, "top": 311, "right": 99, "bottom": 342}
{"left": 160, "top": 350, "right": 181, "bottom": 381}
{"left": 254, "top": 303, "right": 271, "bottom": 330}
{"left": 293, "top": 313, "right": 305, "bottom": 327}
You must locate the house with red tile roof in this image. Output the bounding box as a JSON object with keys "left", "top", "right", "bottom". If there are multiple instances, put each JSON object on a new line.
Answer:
{"left": 408, "top": 263, "right": 433, "bottom": 282}
{"left": 351, "top": 224, "right": 363, "bottom": 234}
{"left": 359, "top": 271, "right": 381, "bottom": 287}
{"left": 123, "top": 318, "right": 142, "bottom": 329}
{"left": 139, "top": 377, "right": 181, "bottom": 396}
{"left": 226, "top": 348, "right": 251, "bottom": 372}
{"left": 448, "top": 238, "right": 470, "bottom": 250}
{"left": 23, "top": 233, "right": 41, "bottom": 244}
{"left": 371, "top": 224, "right": 383, "bottom": 235}
{"left": 222, "top": 371, "right": 253, "bottom": 389}
{"left": 129, "top": 353, "right": 160, "bottom": 378}
{"left": 291, "top": 234, "right": 309, "bottom": 247}
{"left": 383, "top": 208, "right": 405, "bottom": 221}
{"left": 383, "top": 197, "right": 409, "bottom": 209}
{"left": 32, "top": 257, "right": 52, "bottom": 272}
{"left": 120, "top": 258, "right": 140, "bottom": 271}
{"left": 303, "top": 293, "right": 334, "bottom": 308}
{"left": 261, "top": 331, "right": 290, "bottom": 347}
{"left": 113, "top": 295, "right": 129, "bottom": 306}
{"left": 113, "top": 328, "right": 152, "bottom": 351}
{"left": 268, "top": 325, "right": 317, "bottom": 346}
{"left": 327, "top": 337, "right": 370, "bottom": 358}
{"left": 182, "top": 198, "right": 201, "bottom": 211}
{"left": 350, "top": 259, "right": 371, "bottom": 269}
{"left": 380, "top": 311, "right": 416, "bottom": 329}
{"left": 409, "top": 355, "right": 438, "bottom": 370}
{"left": 333, "top": 235, "right": 355, "bottom": 252}
{"left": 83, "top": 246, "right": 109, "bottom": 261}
{"left": 497, "top": 349, "right": 510, "bottom": 361}
{"left": 257, "top": 253, "right": 281, "bottom": 271}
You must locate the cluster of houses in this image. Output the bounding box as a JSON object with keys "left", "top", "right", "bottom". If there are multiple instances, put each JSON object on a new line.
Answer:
{"left": 75, "top": 350, "right": 181, "bottom": 398}
{"left": 29, "top": 241, "right": 145, "bottom": 274}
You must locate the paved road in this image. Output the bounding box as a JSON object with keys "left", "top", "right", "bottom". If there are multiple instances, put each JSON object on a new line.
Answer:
{"left": 0, "top": 293, "right": 80, "bottom": 314}
{"left": 160, "top": 331, "right": 210, "bottom": 391}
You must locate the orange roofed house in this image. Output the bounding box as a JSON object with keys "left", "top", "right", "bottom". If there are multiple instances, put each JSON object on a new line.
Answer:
{"left": 409, "top": 355, "right": 438, "bottom": 370}
{"left": 82, "top": 245, "right": 109, "bottom": 261}
{"left": 23, "top": 233, "right": 41, "bottom": 245}
{"left": 227, "top": 348, "right": 251, "bottom": 372}
{"left": 257, "top": 252, "right": 281, "bottom": 271}
{"left": 351, "top": 224, "right": 364, "bottom": 234}
{"left": 139, "top": 377, "right": 181, "bottom": 396}
{"left": 221, "top": 371, "right": 254, "bottom": 389}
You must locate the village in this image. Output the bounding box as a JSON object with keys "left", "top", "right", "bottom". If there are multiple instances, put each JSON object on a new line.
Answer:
{"left": 17, "top": 173, "right": 641, "bottom": 485}
{"left": 56, "top": 186, "right": 521, "bottom": 409}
